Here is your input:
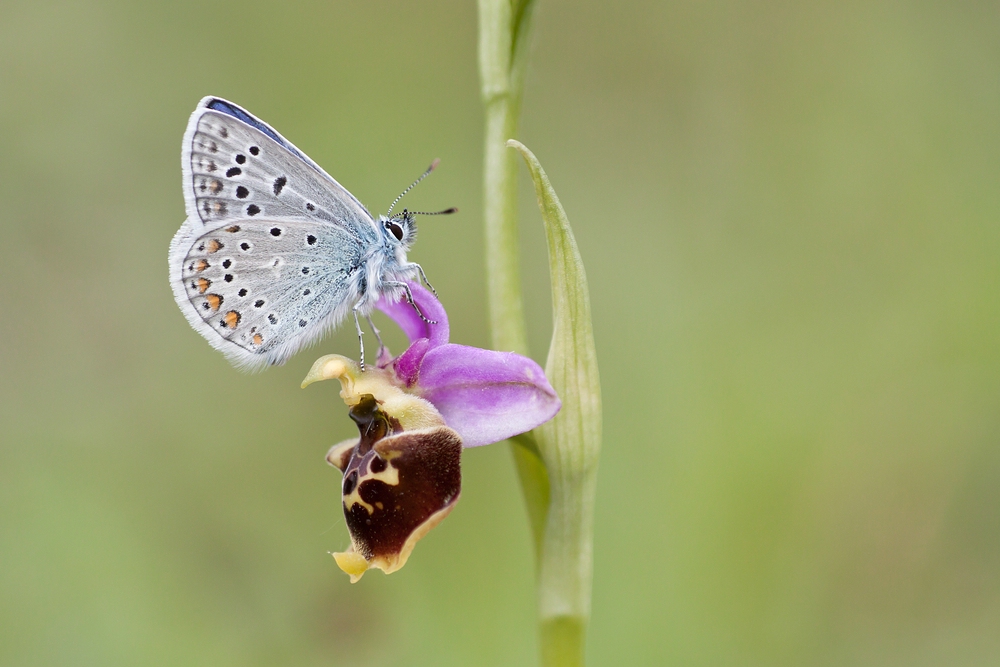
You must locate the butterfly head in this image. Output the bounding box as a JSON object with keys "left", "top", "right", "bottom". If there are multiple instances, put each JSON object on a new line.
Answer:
{"left": 380, "top": 210, "right": 417, "bottom": 251}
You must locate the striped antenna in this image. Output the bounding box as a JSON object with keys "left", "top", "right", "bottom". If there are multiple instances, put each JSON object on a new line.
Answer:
{"left": 386, "top": 159, "right": 440, "bottom": 216}
{"left": 406, "top": 207, "right": 458, "bottom": 217}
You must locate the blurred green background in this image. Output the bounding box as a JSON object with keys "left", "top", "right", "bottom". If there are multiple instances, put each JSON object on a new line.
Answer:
{"left": 2, "top": 1, "right": 998, "bottom": 665}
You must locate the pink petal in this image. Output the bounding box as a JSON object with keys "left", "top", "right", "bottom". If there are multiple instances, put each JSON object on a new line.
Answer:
{"left": 390, "top": 338, "right": 432, "bottom": 387}
{"left": 415, "top": 344, "right": 561, "bottom": 447}
{"left": 375, "top": 282, "right": 449, "bottom": 347}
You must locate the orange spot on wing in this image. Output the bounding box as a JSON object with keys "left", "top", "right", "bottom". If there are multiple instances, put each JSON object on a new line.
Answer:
{"left": 195, "top": 278, "right": 210, "bottom": 294}
{"left": 192, "top": 259, "right": 209, "bottom": 273}
{"left": 223, "top": 311, "right": 241, "bottom": 328}
{"left": 206, "top": 239, "right": 223, "bottom": 253}
{"left": 252, "top": 333, "right": 263, "bottom": 346}
{"left": 205, "top": 294, "right": 223, "bottom": 311}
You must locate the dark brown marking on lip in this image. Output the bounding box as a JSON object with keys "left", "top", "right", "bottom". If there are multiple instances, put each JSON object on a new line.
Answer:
{"left": 337, "top": 395, "right": 462, "bottom": 563}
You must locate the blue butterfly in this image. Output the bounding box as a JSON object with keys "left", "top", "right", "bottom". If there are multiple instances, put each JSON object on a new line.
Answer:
{"left": 168, "top": 97, "right": 453, "bottom": 370}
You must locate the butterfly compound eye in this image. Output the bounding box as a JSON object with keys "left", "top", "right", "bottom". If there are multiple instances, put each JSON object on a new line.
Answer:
{"left": 387, "top": 221, "right": 404, "bottom": 242}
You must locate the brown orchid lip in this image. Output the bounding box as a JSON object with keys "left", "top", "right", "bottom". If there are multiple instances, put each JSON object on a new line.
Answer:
{"left": 330, "top": 394, "right": 462, "bottom": 581}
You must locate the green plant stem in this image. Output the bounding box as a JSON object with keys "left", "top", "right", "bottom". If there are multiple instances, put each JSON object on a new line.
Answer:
{"left": 536, "top": 475, "right": 593, "bottom": 667}
{"left": 479, "top": 0, "right": 549, "bottom": 564}
{"left": 485, "top": 86, "right": 552, "bottom": 563}
{"left": 478, "top": 0, "right": 536, "bottom": 356}
{"left": 541, "top": 616, "right": 586, "bottom": 667}
{"left": 483, "top": 94, "right": 528, "bottom": 357}
{"left": 510, "top": 432, "right": 550, "bottom": 555}
{"left": 480, "top": 4, "right": 598, "bottom": 667}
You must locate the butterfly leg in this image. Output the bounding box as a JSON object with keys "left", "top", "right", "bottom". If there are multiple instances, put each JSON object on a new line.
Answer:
{"left": 402, "top": 262, "right": 437, "bottom": 296}
{"left": 365, "top": 314, "right": 387, "bottom": 362}
{"left": 384, "top": 280, "right": 437, "bottom": 324}
{"left": 352, "top": 303, "right": 367, "bottom": 371}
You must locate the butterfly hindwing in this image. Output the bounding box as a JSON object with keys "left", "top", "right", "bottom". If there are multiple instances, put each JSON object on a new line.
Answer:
{"left": 169, "top": 216, "right": 368, "bottom": 370}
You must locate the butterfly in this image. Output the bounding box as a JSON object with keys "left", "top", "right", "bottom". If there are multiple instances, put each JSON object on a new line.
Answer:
{"left": 168, "top": 97, "right": 454, "bottom": 371}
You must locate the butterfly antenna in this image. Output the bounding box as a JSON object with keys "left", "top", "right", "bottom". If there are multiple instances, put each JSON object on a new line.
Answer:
{"left": 386, "top": 159, "right": 440, "bottom": 216}
{"left": 407, "top": 207, "right": 458, "bottom": 217}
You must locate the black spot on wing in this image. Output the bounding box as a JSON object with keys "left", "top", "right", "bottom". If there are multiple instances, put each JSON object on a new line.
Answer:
{"left": 273, "top": 176, "right": 286, "bottom": 195}
{"left": 205, "top": 99, "right": 314, "bottom": 166}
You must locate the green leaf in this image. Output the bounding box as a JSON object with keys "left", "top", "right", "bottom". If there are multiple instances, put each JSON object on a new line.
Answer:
{"left": 509, "top": 140, "right": 601, "bottom": 470}
{"left": 509, "top": 140, "right": 602, "bottom": 663}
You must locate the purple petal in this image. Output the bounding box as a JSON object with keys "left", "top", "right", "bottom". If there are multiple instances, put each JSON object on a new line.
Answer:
{"left": 415, "top": 344, "right": 561, "bottom": 447}
{"left": 376, "top": 282, "right": 449, "bottom": 347}
{"left": 390, "top": 338, "right": 431, "bottom": 387}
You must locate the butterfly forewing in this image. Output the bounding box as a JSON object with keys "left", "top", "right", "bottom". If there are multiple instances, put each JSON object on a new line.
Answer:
{"left": 183, "top": 98, "right": 374, "bottom": 232}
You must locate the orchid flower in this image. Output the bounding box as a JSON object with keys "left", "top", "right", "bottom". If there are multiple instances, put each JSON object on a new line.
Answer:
{"left": 302, "top": 282, "right": 560, "bottom": 582}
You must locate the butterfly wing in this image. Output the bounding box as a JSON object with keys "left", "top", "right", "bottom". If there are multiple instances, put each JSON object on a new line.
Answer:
{"left": 170, "top": 217, "right": 367, "bottom": 370}
{"left": 170, "top": 97, "right": 378, "bottom": 370}
{"left": 181, "top": 96, "right": 375, "bottom": 231}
